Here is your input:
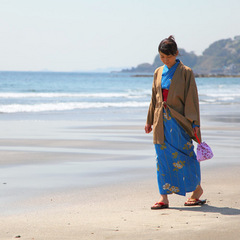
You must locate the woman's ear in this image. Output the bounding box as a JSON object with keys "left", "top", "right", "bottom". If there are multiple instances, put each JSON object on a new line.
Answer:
{"left": 175, "top": 50, "right": 179, "bottom": 56}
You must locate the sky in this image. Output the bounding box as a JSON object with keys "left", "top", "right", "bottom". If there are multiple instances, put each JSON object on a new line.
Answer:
{"left": 0, "top": 0, "right": 240, "bottom": 72}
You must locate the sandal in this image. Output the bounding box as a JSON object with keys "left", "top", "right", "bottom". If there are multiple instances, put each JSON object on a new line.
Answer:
{"left": 151, "top": 202, "right": 169, "bottom": 210}
{"left": 184, "top": 198, "right": 207, "bottom": 206}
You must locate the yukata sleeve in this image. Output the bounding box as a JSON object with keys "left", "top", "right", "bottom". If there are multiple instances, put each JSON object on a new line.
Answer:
{"left": 146, "top": 71, "right": 157, "bottom": 125}
{"left": 184, "top": 69, "right": 201, "bottom": 127}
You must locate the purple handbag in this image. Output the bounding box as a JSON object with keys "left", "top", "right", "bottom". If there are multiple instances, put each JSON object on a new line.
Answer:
{"left": 195, "top": 133, "right": 213, "bottom": 162}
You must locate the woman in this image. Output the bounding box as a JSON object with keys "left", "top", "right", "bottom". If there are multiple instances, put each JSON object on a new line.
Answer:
{"left": 145, "top": 36, "right": 206, "bottom": 209}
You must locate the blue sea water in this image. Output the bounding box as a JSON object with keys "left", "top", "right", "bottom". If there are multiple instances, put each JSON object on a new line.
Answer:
{"left": 0, "top": 71, "right": 240, "bottom": 118}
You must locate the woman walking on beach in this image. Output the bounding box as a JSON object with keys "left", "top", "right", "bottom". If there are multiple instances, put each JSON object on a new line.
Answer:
{"left": 145, "top": 36, "right": 206, "bottom": 209}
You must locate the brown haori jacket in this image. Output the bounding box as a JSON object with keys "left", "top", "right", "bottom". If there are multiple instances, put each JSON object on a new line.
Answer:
{"left": 146, "top": 61, "right": 201, "bottom": 144}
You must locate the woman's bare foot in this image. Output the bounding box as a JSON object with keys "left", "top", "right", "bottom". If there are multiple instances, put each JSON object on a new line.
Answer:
{"left": 151, "top": 194, "right": 169, "bottom": 209}
{"left": 184, "top": 185, "right": 206, "bottom": 206}
{"left": 159, "top": 194, "right": 169, "bottom": 205}
{"left": 190, "top": 185, "right": 203, "bottom": 200}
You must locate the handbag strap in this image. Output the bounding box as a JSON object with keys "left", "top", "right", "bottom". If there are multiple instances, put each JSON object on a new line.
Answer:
{"left": 194, "top": 133, "right": 201, "bottom": 144}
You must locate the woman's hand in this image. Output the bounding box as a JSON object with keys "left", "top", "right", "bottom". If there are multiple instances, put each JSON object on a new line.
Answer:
{"left": 145, "top": 124, "right": 152, "bottom": 133}
{"left": 193, "top": 126, "right": 200, "bottom": 135}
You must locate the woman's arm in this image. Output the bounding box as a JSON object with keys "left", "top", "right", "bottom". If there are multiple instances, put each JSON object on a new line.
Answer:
{"left": 184, "top": 69, "right": 200, "bottom": 127}
{"left": 146, "top": 71, "right": 158, "bottom": 127}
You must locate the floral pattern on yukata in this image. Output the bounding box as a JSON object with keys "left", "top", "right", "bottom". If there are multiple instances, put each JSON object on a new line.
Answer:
{"left": 173, "top": 161, "right": 185, "bottom": 171}
{"left": 155, "top": 109, "right": 201, "bottom": 196}
{"left": 163, "top": 183, "right": 180, "bottom": 193}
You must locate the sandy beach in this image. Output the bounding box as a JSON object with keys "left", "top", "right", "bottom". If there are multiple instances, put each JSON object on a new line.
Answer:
{"left": 0, "top": 106, "right": 240, "bottom": 240}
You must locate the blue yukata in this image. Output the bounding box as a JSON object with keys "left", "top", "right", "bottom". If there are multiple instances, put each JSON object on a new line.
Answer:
{"left": 155, "top": 60, "right": 201, "bottom": 196}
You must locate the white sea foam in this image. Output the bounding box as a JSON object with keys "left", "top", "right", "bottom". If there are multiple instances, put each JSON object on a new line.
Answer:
{"left": 203, "top": 93, "right": 240, "bottom": 97}
{"left": 0, "top": 101, "right": 149, "bottom": 113}
{"left": 2, "top": 90, "right": 239, "bottom": 100}
{"left": 0, "top": 91, "right": 150, "bottom": 99}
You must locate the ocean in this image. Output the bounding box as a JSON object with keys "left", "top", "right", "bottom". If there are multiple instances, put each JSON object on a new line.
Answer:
{"left": 0, "top": 71, "right": 240, "bottom": 120}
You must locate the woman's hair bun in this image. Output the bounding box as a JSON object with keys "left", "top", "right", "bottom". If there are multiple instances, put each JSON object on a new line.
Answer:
{"left": 158, "top": 35, "right": 178, "bottom": 56}
{"left": 168, "top": 35, "right": 175, "bottom": 41}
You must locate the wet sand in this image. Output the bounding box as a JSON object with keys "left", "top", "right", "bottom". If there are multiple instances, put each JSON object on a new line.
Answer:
{"left": 0, "top": 107, "right": 240, "bottom": 240}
